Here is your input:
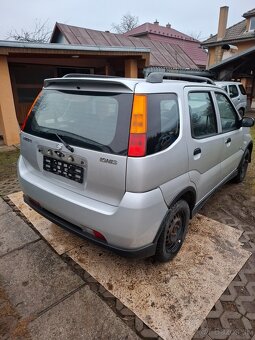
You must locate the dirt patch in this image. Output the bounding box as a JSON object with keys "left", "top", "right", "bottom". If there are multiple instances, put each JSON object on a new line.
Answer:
{"left": 0, "top": 284, "right": 31, "bottom": 340}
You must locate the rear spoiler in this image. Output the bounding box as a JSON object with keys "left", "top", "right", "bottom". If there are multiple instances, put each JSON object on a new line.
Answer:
{"left": 44, "top": 76, "right": 135, "bottom": 92}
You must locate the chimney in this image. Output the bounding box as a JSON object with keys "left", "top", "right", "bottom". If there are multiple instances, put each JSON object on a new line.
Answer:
{"left": 217, "top": 6, "right": 229, "bottom": 41}
{"left": 166, "top": 23, "right": 171, "bottom": 28}
{"left": 154, "top": 20, "right": 159, "bottom": 25}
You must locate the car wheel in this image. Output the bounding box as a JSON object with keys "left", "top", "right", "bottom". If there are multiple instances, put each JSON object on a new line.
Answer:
{"left": 238, "top": 108, "right": 244, "bottom": 117}
{"left": 155, "top": 200, "right": 190, "bottom": 262}
{"left": 234, "top": 149, "right": 250, "bottom": 183}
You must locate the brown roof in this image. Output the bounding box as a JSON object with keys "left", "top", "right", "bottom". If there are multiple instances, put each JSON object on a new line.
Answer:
{"left": 51, "top": 23, "right": 199, "bottom": 69}
{"left": 124, "top": 22, "right": 207, "bottom": 66}
{"left": 124, "top": 22, "right": 197, "bottom": 42}
{"left": 243, "top": 8, "right": 255, "bottom": 18}
{"left": 202, "top": 19, "right": 255, "bottom": 46}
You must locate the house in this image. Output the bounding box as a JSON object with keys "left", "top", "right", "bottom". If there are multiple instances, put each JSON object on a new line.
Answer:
{"left": 124, "top": 21, "right": 207, "bottom": 69}
{"left": 50, "top": 22, "right": 203, "bottom": 75}
{"left": 202, "top": 7, "right": 255, "bottom": 66}
{"left": 202, "top": 7, "right": 255, "bottom": 109}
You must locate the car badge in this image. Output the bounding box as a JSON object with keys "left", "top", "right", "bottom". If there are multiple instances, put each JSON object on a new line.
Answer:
{"left": 56, "top": 143, "right": 63, "bottom": 150}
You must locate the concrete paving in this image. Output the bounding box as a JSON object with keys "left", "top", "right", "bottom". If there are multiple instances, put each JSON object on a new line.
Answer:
{"left": 29, "top": 286, "right": 139, "bottom": 340}
{"left": 0, "top": 211, "right": 39, "bottom": 256}
{"left": 0, "top": 197, "right": 139, "bottom": 340}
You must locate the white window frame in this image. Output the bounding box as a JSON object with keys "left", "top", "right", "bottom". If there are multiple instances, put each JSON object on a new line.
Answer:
{"left": 249, "top": 17, "right": 255, "bottom": 31}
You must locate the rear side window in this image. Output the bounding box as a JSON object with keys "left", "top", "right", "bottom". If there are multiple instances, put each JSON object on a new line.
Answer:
{"left": 146, "top": 93, "right": 179, "bottom": 155}
{"left": 188, "top": 92, "right": 217, "bottom": 138}
{"left": 238, "top": 84, "right": 246, "bottom": 95}
{"left": 215, "top": 93, "right": 239, "bottom": 132}
{"left": 24, "top": 89, "right": 133, "bottom": 155}
{"left": 229, "top": 85, "right": 239, "bottom": 98}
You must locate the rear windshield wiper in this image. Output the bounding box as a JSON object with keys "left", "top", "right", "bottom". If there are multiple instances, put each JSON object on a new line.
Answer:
{"left": 55, "top": 133, "right": 74, "bottom": 153}
{"left": 39, "top": 128, "right": 74, "bottom": 153}
{"left": 39, "top": 127, "right": 113, "bottom": 153}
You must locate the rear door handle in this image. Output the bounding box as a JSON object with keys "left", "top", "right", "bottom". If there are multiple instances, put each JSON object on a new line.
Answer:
{"left": 225, "top": 137, "right": 231, "bottom": 144}
{"left": 193, "top": 148, "right": 201, "bottom": 155}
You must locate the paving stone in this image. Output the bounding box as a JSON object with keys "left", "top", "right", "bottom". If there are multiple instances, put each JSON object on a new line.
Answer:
{"left": 116, "top": 299, "right": 124, "bottom": 311}
{"left": 0, "top": 212, "right": 39, "bottom": 256}
{"left": 140, "top": 328, "right": 158, "bottom": 339}
{"left": 120, "top": 307, "right": 135, "bottom": 317}
{"left": 29, "top": 285, "right": 139, "bottom": 340}
{"left": 135, "top": 316, "right": 144, "bottom": 332}
{"left": 0, "top": 198, "right": 11, "bottom": 216}
{"left": 102, "top": 290, "right": 115, "bottom": 299}
{"left": 0, "top": 240, "right": 84, "bottom": 317}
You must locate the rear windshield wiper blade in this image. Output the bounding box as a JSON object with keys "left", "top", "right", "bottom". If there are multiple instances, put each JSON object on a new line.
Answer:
{"left": 55, "top": 133, "right": 74, "bottom": 153}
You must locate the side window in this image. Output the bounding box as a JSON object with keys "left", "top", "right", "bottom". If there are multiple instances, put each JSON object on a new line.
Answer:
{"left": 188, "top": 92, "right": 218, "bottom": 139}
{"left": 215, "top": 93, "right": 239, "bottom": 132}
{"left": 229, "top": 85, "right": 239, "bottom": 98}
{"left": 147, "top": 93, "right": 179, "bottom": 155}
{"left": 238, "top": 84, "right": 246, "bottom": 95}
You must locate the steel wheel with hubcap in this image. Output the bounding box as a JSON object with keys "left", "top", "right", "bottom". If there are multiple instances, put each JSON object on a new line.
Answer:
{"left": 155, "top": 200, "right": 190, "bottom": 262}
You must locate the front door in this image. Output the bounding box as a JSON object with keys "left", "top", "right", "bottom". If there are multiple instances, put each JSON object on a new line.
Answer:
{"left": 214, "top": 91, "right": 243, "bottom": 180}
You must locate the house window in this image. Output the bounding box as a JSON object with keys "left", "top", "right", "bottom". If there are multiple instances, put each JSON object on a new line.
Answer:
{"left": 250, "top": 17, "right": 255, "bottom": 31}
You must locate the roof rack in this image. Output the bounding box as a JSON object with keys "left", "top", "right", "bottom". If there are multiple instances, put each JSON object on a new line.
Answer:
{"left": 146, "top": 72, "right": 215, "bottom": 85}
{"left": 62, "top": 73, "right": 118, "bottom": 79}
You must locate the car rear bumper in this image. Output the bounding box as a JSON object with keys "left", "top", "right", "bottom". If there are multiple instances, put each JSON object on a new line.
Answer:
{"left": 18, "top": 156, "right": 168, "bottom": 253}
{"left": 24, "top": 195, "right": 157, "bottom": 258}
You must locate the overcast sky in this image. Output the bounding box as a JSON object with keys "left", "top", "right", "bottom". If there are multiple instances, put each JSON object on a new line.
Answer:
{"left": 0, "top": 0, "right": 254, "bottom": 41}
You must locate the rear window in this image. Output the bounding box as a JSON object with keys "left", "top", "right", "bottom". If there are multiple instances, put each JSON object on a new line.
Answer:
{"left": 146, "top": 93, "right": 179, "bottom": 155}
{"left": 238, "top": 84, "right": 246, "bottom": 95}
{"left": 24, "top": 89, "right": 133, "bottom": 155}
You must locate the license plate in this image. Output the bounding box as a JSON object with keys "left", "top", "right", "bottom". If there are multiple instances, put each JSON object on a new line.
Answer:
{"left": 43, "top": 156, "right": 84, "bottom": 183}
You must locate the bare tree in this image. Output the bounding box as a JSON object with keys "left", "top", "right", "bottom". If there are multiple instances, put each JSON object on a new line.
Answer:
{"left": 188, "top": 31, "right": 207, "bottom": 42}
{"left": 7, "top": 19, "right": 51, "bottom": 43}
{"left": 112, "top": 13, "right": 139, "bottom": 33}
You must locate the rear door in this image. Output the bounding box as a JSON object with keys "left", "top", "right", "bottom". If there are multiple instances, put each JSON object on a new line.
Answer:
{"left": 185, "top": 88, "right": 222, "bottom": 203}
{"left": 213, "top": 91, "right": 243, "bottom": 180}
{"left": 21, "top": 81, "right": 134, "bottom": 206}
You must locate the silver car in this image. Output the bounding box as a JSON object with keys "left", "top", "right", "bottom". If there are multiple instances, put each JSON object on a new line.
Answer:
{"left": 18, "top": 73, "right": 254, "bottom": 262}
{"left": 215, "top": 81, "right": 247, "bottom": 116}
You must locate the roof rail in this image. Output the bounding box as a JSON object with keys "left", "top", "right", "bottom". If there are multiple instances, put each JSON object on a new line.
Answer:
{"left": 62, "top": 73, "right": 118, "bottom": 79}
{"left": 146, "top": 72, "right": 215, "bottom": 85}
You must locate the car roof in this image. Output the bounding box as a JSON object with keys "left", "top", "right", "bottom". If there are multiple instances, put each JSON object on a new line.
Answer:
{"left": 44, "top": 75, "right": 219, "bottom": 93}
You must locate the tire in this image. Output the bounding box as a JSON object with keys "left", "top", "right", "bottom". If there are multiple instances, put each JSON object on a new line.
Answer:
{"left": 234, "top": 149, "right": 250, "bottom": 183}
{"left": 155, "top": 200, "right": 190, "bottom": 262}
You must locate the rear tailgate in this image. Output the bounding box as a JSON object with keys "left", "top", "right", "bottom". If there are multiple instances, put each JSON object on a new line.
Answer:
{"left": 21, "top": 78, "right": 135, "bottom": 206}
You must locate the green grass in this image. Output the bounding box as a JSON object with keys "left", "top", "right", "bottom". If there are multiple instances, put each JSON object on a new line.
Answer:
{"left": 0, "top": 150, "right": 20, "bottom": 168}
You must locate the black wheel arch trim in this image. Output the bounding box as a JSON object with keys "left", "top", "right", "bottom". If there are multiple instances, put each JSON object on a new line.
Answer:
{"left": 153, "top": 187, "right": 196, "bottom": 243}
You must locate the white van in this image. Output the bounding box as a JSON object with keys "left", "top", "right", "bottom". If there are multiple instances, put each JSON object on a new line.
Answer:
{"left": 215, "top": 81, "right": 247, "bottom": 116}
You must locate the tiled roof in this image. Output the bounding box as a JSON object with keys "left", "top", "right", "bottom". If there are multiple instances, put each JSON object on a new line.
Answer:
{"left": 124, "top": 22, "right": 197, "bottom": 42}
{"left": 243, "top": 8, "right": 255, "bottom": 18}
{"left": 51, "top": 23, "right": 199, "bottom": 69}
{"left": 202, "top": 19, "right": 255, "bottom": 46}
{"left": 124, "top": 22, "right": 207, "bottom": 66}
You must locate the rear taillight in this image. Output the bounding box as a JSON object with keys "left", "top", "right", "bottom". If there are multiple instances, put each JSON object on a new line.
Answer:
{"left": 128, "top": 95, "right": 147, "bottom": 157}
{"left": 21, "top": 92, "right": 41, "bottom": 131}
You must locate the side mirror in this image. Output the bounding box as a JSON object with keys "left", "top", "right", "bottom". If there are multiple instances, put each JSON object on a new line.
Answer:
{"left": 242, "top": 117, "right": 254, "bottom": 128}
